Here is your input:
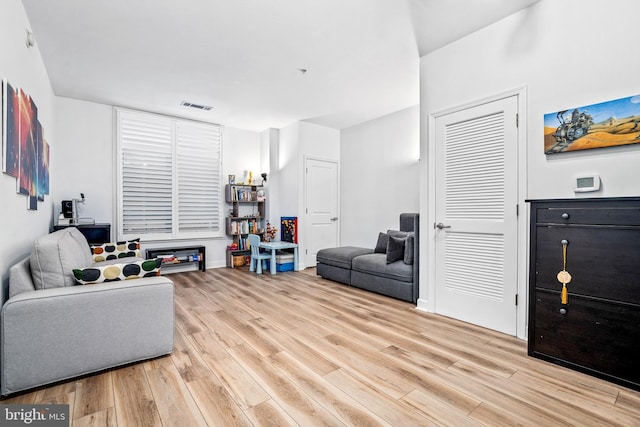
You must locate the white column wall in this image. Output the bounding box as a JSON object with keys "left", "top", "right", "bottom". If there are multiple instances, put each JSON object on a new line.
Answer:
{"left": 0, "top": 0, "right": 57, "bottom": 299}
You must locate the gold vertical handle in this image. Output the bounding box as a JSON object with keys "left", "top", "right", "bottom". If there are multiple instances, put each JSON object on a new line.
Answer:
{"left": 558, "top": 239, "right": 570, "bottom": 305}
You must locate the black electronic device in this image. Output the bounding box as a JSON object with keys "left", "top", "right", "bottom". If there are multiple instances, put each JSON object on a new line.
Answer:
{"left": 62, "top": 200, "right": 74, "bottom": 218}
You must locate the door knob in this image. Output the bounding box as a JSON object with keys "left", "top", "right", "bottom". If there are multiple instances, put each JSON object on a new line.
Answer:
{"left": 330, "top": 217, "right": 338, "bottom": 221}
{"left": 435, "top": 222, "right": 451, "bottom": 229}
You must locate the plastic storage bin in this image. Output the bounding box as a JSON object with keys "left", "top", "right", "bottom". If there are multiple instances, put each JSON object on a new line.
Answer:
{"left": 266, "top": 253, "right": 295, "bottom": 272}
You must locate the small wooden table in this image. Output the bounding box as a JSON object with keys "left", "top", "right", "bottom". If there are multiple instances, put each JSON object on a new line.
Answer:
{"left": 258, "top": 241, "right": 298, "bottom": 274}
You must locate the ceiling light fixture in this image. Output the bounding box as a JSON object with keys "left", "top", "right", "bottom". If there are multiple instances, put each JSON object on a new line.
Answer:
{"left": 180, "top": 101, "right": 213, "bottom": 111}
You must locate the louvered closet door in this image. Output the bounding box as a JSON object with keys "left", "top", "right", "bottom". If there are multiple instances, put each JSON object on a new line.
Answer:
{"left": 434, "top": 96, "right": 518, "bottom": 335}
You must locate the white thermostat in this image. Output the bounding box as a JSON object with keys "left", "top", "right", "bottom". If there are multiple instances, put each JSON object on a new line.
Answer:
{"left": 573, "top": 174, "right": 600, "bottom": 192}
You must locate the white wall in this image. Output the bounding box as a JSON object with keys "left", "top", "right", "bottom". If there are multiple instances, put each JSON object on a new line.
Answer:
{"left": 54, "top": 97, "right": 262, "bottom": 269}
{"left": 261, "top": 128, "right": 280, "bottom": 229}
{"left": 418, "top": 0, "right": 640, "bottom": 336}
{"left": 422, "top": 0, "right": 640, "bottom": 199}
{"left": 277, "top": 121, "right": 340, "bottom": 268}
{"left": 341, "top": 106, "right": 419, "bottom": 247}
{"left": 55, "top": 97, "right": 113, "bottom": 223}
{"left": 300, "top": 122, "right": 340, "bottom": 160}
{"left": 0, "top": 0, "right": 57, "bottom": 300}
{"left": 299, "top": 122, "right": 340, "bottom": 260}
{"left": 278, "top": 121, "right": 300, "bottom": 219}
{"left": 224, "top": 126, "right": 263, "bottom": 186}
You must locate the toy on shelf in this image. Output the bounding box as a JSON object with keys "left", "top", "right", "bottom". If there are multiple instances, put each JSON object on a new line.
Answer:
{"left": 265, "top": 222, "right": 278, "bottom": 242}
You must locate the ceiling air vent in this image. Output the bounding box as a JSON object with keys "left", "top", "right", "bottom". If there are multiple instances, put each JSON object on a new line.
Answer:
{"left": 180, "top": 101, "right": 213, "bottom": 111}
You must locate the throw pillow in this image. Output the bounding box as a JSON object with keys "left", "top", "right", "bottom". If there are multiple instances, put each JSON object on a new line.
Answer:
{"left": 73, "top": 258, "right": 161, "bottom": 285}
{"left": 91, "top": 238, "right": 141, "bottom": 262}
{"left": 387, "top": 229, "right": 410, "bottom": 239}
{"left": 386, "top": 236, "right": 405, "bottom": 264}
{"left": 374, "top": 232, "right": 389, "bottom": 253}
{"left": 404, "top": 233, "right": 415, "bottom": 265}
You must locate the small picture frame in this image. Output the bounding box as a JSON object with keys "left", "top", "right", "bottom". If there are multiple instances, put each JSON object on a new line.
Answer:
{"left": 228, "top": 174, "right": 235, "bottom": 184}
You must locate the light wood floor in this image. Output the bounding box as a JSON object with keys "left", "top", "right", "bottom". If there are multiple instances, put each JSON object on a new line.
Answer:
{"left": 3, "top": 267, "right": 640, "bottom": 426}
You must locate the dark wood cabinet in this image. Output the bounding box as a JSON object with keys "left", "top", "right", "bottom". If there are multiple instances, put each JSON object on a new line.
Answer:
{"left": 528, "top": 197, "right": 640, "bottom": 391}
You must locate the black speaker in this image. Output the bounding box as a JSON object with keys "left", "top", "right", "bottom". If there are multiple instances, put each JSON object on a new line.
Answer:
{"left": 62, "top": 200, "right": 74, "bottom": 218}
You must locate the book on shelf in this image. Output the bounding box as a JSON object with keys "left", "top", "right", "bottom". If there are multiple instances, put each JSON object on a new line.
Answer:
{"left": 157, "top": 254, "right": 178, "bottom": 264}
{"left": 236, "top": 237, "right": 252, "bottom": 251}
{"left": 229, "top": 219, "right": 259, "bottom": 235}
{"left": 229, "top": 185, "right": 261, "bottom": 202}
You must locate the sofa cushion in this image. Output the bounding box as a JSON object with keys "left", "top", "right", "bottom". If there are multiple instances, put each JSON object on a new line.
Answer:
{"left": 374, "top": 232, "right": 388, "bottom": 253}
{"left": 74, "top": 258, "right": 162, "bottom": 285}
{"left": 404, "top": 234, "right": 415, "bottom": 265}
{"left": 352, "top": 253, "right": 413, "bottom": 283}
{"left": 387, "top": 229, "right": 411, "bottom": 239}
{"left": 91, "top": 239, "right": 141, "bottom": 262}
{"left": 386, "top": 236, "right": 405, "bottom": 264}
{"left": 387, "top": 230, "right": 415, "bottom": 265}
{"left": 8, "top": 257, "right": 35, "bottom": 299}
{"left": 316, "top": 246, "right": 373, "bottom": 270}
{"left": 30, "top": 228, "right": 93, "bottom": 290}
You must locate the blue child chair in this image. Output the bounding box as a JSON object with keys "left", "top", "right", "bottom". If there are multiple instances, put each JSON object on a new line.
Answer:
{"left": 248, "top": 234, "right": 270, "bottom": 274}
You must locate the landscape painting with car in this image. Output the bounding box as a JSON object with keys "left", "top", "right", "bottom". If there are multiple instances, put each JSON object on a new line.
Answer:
{"left": 544, "top": 95, "right": 640, "bottom": 154}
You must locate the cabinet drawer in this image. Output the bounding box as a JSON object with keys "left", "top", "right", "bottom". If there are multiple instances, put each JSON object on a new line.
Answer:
{"left": 530, "top": 291, "right": 640, "bottom": 388}
{"left": 534, "top": 225, "right": 640, "bottom": 304}
{"left": 535, "top": 205, "right": 640, "bottom": 226}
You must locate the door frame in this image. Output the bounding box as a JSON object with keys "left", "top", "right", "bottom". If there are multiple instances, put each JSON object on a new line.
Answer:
{"left": 418, "top": 86, "right": 529, "bottom": 340}
{"left": 304, "top": 155, "right": 340, "bottom": 268}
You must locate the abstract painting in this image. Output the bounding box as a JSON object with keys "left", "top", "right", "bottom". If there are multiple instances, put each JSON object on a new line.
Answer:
{"left": 2, "top": 80, "right": 20, "bottom": 177}
{"left": 2, "top": 79, "right": 50, "bottom": 210}
{"left": 544, "top": 95, "right": 640, "bottom": 154}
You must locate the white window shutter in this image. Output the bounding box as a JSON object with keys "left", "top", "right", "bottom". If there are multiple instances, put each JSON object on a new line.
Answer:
{"left": 176, "top": 122, "right": 222, "bottom": 238}
{"left": 118, "top": 111, "right": 174, "bottom": 239}
{"left": 116, "top": 109, "right": 223, "bottom": 240}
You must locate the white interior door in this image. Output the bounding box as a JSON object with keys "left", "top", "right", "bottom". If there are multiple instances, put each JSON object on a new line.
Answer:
{"left": 434, "top": 96, "right": 518, "bottom": 335}
{"left": 305, "top": 158, "right": 339, "bottom": 267}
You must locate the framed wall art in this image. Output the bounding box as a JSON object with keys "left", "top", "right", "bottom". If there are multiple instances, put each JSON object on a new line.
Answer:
{"left": 544, "top": 95, "right": 640, "bottom": 154}
{"left": 2, "top": 79, "right": 50, "bottom": 210}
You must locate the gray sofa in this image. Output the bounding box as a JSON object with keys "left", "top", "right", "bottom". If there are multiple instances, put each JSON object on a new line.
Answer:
{"left": 317, "top": 213, "right": 419, "bottom": 303}
{"left": 1, "top": 227, "right": 174, "bottom": 395}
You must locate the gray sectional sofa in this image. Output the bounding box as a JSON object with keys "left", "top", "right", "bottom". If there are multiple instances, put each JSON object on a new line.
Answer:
{"left": 317, "top": 213, "right": 419, "bottom": 303}
{"left": 1, "top": 227, "right": 174, "bottom": 395}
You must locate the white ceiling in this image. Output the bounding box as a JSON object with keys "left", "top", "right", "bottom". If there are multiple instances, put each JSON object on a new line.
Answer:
{"left": 21, "top": 0, "right": 539, "bottom": 132}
